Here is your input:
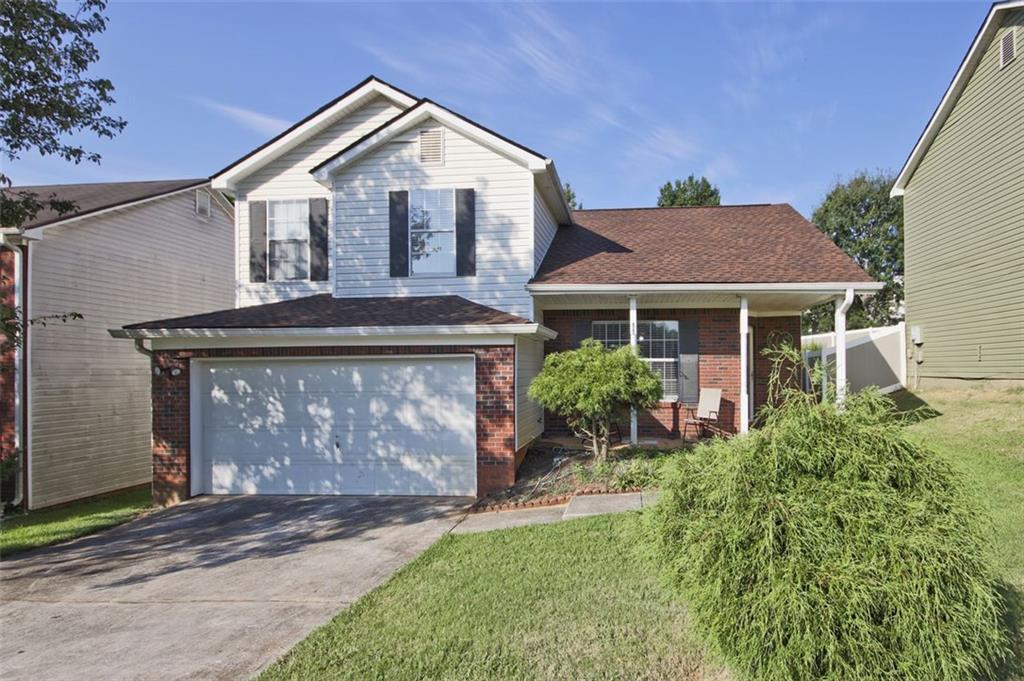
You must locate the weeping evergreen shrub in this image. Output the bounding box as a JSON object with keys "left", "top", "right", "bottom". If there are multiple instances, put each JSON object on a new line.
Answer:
{"left": 649, "top": 345, "right": 1007, "bottom": 681}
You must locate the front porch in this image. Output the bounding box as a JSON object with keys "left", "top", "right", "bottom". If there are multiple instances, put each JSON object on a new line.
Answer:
{"left": 532, "top": 285, "right": 869, "bottom": 443}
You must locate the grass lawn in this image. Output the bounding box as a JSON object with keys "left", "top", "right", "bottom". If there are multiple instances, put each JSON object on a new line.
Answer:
{"left": 894, "top": 386, "right": 1024, "bottom": 591}
{"left": 262, "top": 385, "right": 1022, "bottom": 680}
{"left": 0, "top": 485, "right": 153, "bottom": 557}
{"left": 261, "top": 512, "right": 721, "bottom": 681}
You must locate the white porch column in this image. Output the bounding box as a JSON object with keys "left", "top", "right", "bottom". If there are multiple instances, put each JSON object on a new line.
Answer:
{"left": 628, "top": 295, "right": 639, "bottom": 444}
{"left": 739, "top": 297, "right": 749, "bottom": 434}
{"left": 834, "top": 288, "right": 854, "bottom": 407}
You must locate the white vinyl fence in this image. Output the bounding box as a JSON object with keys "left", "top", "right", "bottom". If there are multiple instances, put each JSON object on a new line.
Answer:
{"left": 802, "top": 322, "right": 907, "bottom": 395}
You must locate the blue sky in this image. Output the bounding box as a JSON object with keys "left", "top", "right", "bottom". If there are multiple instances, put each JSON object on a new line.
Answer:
{"left": 10, "top": 1, "right": 990, "bottom": 216}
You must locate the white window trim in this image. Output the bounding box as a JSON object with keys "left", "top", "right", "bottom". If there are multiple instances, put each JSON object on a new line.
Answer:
{"left": 266, "top": 198, "right": 312, "bottom": 283}
{"left": 408, "top": 187, "right": 457, "bottom": 278}
{"left": 592, "top": 320, "right": 681, "bottom": 402}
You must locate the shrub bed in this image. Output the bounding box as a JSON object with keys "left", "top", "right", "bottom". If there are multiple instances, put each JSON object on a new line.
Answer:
{"left": 650, "top": 361, "right": 1007, "bottom": 680}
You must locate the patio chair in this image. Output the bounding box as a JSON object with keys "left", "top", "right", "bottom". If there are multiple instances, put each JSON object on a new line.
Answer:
{"left": 682, "top": 388, "right": 722, "bottom": 440}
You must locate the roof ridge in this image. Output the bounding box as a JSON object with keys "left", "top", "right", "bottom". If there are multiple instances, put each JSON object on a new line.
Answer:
{"left": 7, "top": 178, "right": 207, "bottom": 191}
{"left": 573, "top": 203, "right": 779, "bottom": 213}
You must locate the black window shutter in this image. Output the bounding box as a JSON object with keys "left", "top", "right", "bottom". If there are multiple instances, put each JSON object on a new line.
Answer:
{"left": 248, "top": 200, "right": 267, "bottom": 283}
{"left": 389, "top": 191, "right": 409, "bottom": 277}
{"left": 571, "top": 320, "right": 592, "bottom": 349}
{"left": 309, "top": 197, "right": 329, "bottom": 281}
{"left": 679, "top": 320, "right": 700, "bottom": 403}
{"left": 455, "top": 188, "right": 476, "bottom": 276}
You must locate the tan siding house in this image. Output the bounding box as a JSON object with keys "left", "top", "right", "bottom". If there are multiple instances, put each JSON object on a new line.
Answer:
{"left": 893, "top": 2, "right": 1024, "bottom": 385}
{"left": 1, "top": 181, "right": 234, "bottom": 508}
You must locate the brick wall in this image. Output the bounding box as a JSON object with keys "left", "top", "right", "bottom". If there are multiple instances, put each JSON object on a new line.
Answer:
{"left": 0, "top": 249, "right": 18, "bottom": 479}
{"left": 149, "top": 345, "right": 516, "bottom": 505}
{"left": 541, "top": 309, "right": 802, "bottom": 439}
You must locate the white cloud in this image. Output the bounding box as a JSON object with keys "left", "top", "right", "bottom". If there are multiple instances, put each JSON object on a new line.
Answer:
{"left": 189, "top": 96, "right": 291, "bottom": 136}
{"left": 703, "top": 153, "right": 741, "bottom": 183}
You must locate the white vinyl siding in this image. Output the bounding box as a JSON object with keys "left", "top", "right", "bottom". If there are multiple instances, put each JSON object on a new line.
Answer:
{"left": 27, "top": 191, "right": 234, "bottom": 508}
{"left": 515, "top": 337, "right": 545, "bottom": 449}
{"left": 533, "top": 188, "right": 558, "bottom": 272}
{"left": 332, "top": 122, "right": 536, "bottom": 319}
{"left": 235, "top": 95, "right": 403, "bottom": 306}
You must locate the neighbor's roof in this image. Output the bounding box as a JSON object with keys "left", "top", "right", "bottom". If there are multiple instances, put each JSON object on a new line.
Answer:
{"left": 122, "top": 294, "right": 532, "bottom": 330}
{"left": 530, "top": 204, "right": 875, "bottom": 286}
{"left": 891, "top": 0, "right": 1024, "bottom": 196}
{"left": 4, "top": 179, "right": 208, "bottom": 230}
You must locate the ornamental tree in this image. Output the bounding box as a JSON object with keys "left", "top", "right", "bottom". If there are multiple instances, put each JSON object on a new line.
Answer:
{"left": 529, "top": 339, "right": 662, "bottom": 461}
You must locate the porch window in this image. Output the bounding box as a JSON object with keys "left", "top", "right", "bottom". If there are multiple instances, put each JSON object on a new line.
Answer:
{"left": 267, "top": 200, "right": 310, "bottom": 281}
{"left": 409, "top": 188, "right": 456, "bottom": 275}
{"left": 592, "top": 320, "right": 680, "bottom": 400}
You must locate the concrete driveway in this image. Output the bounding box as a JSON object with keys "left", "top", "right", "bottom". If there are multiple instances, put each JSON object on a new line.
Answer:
{"left": 0, "top": 496, "right": 468, "bottom": 681}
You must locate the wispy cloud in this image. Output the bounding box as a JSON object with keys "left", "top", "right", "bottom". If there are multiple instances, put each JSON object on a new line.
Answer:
{"left": 189, "top": 96, "right": 290, "bottom": 136}
{"left": 703, "top": 153, "right": 741, "bottom": 183}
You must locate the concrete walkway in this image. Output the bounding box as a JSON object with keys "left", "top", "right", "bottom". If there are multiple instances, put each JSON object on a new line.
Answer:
{"left": 451, "top": 491, "right": 660, "bottom": 534}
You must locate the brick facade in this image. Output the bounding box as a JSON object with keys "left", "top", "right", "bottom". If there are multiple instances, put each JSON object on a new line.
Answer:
{"left": 541, "top": 308, "right": 801, "bottom": 439}
{"left": 751, "top": 315, "right": 803, "bottom": 416}
{"left": 149, "top": 344, "right": 516, "bottom": 506}
{"left": 1, "top": 249, "right": 19, "bottom": 492}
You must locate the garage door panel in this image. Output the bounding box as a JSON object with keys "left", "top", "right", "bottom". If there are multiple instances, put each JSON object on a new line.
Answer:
{"left": 197, "top": 357, "right": 477, "bottom": 496}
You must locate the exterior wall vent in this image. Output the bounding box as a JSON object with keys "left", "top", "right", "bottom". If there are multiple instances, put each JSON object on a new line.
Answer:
{"left": 419, "top": 128, "right": 444, "bottom": 166}
{"left": 1001, "top": 28, "right": 1016, "bottom": 69}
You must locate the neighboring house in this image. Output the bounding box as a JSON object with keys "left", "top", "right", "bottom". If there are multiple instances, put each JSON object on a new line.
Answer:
{"left": 891, "top": 0, "right": 1024, "bottom": 386}
{"left": 0, "top": 180, "right": 234, "bottom": 509}
{"left": 111, "top": 76, "right": 879, "bottom": 505}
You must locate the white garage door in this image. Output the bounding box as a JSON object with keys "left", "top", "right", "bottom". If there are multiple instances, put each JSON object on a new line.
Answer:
{"left": 193, "top": 356, "right": 477, "bottom": 496}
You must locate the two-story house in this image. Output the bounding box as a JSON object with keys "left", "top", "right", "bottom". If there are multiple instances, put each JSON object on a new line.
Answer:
{"left": 891, "top": 0, "right": 1023, "bottom": 387}
{"left": 112, "top": 76, "right": 879, "bottom": 504}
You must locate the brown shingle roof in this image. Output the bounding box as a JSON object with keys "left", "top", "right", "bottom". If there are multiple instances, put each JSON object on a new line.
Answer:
{"left": 4, "top": 179, "right": 207, "bottom": 230}
{"left": 124, "top": 294, "right": 531, "bottom": 330}
{"left": 532, "top": 204, "right": 874, "bottom": 285}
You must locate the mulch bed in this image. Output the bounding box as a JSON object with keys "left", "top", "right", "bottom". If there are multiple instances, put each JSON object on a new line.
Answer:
{"left": 469, "top": 441, "right": 652, "bottom": 513}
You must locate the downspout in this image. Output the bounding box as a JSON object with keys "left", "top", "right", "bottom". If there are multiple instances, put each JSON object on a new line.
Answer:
{"left": 834, "top": 288, "right": 855, "bottom": 408}
{"left": 1, "top": 240, "right": 24, "bottom": 508}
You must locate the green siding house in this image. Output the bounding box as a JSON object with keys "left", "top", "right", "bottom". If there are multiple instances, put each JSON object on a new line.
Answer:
{"left": 892, "top": 0, "right": 1023, "bottom": 387}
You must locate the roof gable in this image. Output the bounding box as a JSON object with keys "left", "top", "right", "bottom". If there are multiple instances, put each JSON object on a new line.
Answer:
{"left": 210, "top": 76, "right": 417, "bottom": 191}
{"left": 892, "top": 1, "right": 1024, "bottom": 196}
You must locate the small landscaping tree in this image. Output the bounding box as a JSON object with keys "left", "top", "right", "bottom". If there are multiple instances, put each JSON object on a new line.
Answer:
{"left": 650, "top": 344, "right": 1008, "bottom": 681}
{"left": 529, "top": 339, "right": 661, "bottom": 461}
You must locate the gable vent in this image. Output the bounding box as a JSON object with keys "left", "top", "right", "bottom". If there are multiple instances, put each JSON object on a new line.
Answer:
{"left": 1001, "top": 28, "right": 1016, "bottom": 69}
{"left": 419, "top": 128, "right": 444, "bottom": 165}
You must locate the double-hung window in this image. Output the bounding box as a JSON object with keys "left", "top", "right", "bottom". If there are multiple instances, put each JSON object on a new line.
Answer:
{"left": 267, "top": 200, "right": 310, "bottom": 281}
{"left": 592, "top": 320, "right": 680, "bottom": 400}
{"left": 409, "top": 188, "right": 456, "bottom": 275}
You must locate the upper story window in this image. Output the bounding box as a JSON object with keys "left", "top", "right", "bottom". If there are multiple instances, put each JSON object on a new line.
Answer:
{"left": 195, "top": 189, "right": 211, "bottom": 218}
{"left": 409, "top": 188, "right": 456, "bottom": 276}
{"left": 592, "top": 320, "right": 681, "bottom": 400}
{"left": 267, "top": 199, "right": 310, "bottom": 281}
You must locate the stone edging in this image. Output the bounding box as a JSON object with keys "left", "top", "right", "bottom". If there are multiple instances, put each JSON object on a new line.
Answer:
{"left": 469, "top": 486, "right": 649, "bottom": 514}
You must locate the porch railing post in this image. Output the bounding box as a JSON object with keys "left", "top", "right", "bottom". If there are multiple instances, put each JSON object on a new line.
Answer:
{"left": 629, "top": 295, "right": 638, "bottom": 444}
{"left": 739, "top": 297, "right": 749, "bottom": 433}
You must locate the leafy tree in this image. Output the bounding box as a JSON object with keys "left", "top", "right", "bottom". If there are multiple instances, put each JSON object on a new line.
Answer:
{"left": 1, "top": 0, "right": 122, "bottom": 491}
{"left": 528, "top": 339, "right": 661, "bottom": 461}
{"left": 803, "top": 171, "right": 903, "bottom": 333}
{"left": 562, "top": 182, "right": 581, "bottom": 210}
{"left": 657, "top": 175, "right": 720, "bottom": 207}
{"left": 1, "top": 0, "right": 127, "bottom": 229}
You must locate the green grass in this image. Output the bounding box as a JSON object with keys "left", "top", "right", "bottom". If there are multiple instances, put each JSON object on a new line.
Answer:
{"left": 261, "top": 385, "right": 1023, "bottom": 680}
{"left": 894, "top": 387, "right": 1024, "bottom": 590}
{"left": 0, "top": 486, "right": 153, "bottom": 557}
{"left": 261, "top": 513, "right": 720, "bottom": 681}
